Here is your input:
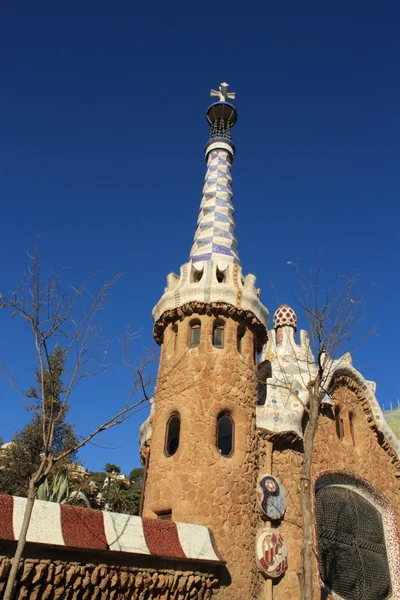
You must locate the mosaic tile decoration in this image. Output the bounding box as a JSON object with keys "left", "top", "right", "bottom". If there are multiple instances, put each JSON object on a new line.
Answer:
{"left": 273, "top": 304, "right": 297, "bottom": 330}
{"left": 256, "top": 529, "right": 288, "bottom": 578}
{"left": 258, "top": 305, "right": 400, "bottom": 459}
{"left": 0, "top": 494, "right": 222, "bottom": 563}
{"left": 257, "top": 475, "right": 287, "bottom": 520}
{"left": 189, "top": 148, "right": 240, "bottom": 265}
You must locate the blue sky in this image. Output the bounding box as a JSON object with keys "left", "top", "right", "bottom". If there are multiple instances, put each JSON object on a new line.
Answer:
{"left": 1, "top": 0, "right": 399, "bottom": 472}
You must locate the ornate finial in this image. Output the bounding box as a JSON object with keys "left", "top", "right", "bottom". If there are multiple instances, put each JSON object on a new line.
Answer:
{"left": 206, "top": 83, "right": 237, "bottom": 143}
{"left": 210, "top": 82, "right": 236, "bottom": 103}
{"left": 273, "top": 305, "right": 297, "bottom": 331}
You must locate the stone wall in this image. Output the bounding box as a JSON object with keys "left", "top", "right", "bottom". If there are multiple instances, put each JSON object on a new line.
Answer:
{"left": 271, "top": 377, "right": 400, "bottom": 600}
{"left": 142, "top": 313, "right": 261, "bottom": 600}
{"left": 0, "top": 543, "right": 219, "bottom": 600}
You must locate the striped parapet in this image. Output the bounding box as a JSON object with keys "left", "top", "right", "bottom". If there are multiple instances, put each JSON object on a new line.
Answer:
{"left": 0, "top": 495, "right": 222, "bottom": 564}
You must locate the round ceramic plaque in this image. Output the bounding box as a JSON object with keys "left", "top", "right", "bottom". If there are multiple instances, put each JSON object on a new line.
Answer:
{"left": 256, "top": 529, "right": 288, "bottom": 578}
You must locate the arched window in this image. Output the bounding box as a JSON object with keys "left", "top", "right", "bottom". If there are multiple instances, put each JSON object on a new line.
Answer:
{"left": 165, "top": 414, "right": 181, "bottom": 457}
{"left": 191, "top": 265, "right": 203, "bottom": 283}
{"left": 216, "top": 267, "right": 226, "bottom": 283}
{"left": 213, "top": 321, "right": 224, "bottom": 348}
{"left": 335, "top": 406, "right": 344, "bottom": 441}
{"left": 316, "top": 485, "right": 392, "bottom": 600}
{"left": 189, "top": 320, "right": 201, "bottom": 348}
{"left": 237, "top": 325, "right": 245, "bottom": 353}
{"left": 217, "top": 413, "right": 234, "bottom": 456}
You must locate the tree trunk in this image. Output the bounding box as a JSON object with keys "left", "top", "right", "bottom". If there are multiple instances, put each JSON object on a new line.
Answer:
{"left": 3, "top": 480, "right": 37, "bottom": 600}
{"left": 299, "top": 384, "right": 320, "bottom": 600}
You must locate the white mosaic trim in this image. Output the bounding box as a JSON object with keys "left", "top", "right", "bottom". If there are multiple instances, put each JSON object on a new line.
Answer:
{"left": 103, "top": 511, "right": 150, "bottom": 554}
{"left": 153, "top": 259, "right": 269, "bottom": 329}
{"left": 13, "top": 496, "right": 64, "bottom": 546}
{"left": 177, "top": 522, "right": 220, "bottom": 562}
{"left": 256, "top": 317, "right": 400, "bottom": 462}
{"left": 257, "top": 325, "right": 316, "bottom": 438}
{"left": 323, "top": 357, "right": 400, "bottom": 459}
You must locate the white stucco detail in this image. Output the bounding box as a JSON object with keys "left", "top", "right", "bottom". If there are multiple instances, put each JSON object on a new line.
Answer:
{"left": 152, "top": 259, "right": 269, "bottom": 329}
{"left": 103, "top": 512, "right": 150, "bottom": 554}
{"left": 13, "top": 497, "right": 64, "bottom": 545}
{"left": 256, "top": 312, "right": 400, "bottom": 458}
{"left": 322, "top": 358, "right": 400, "bottom": 458}
{"left": 177, "top": 522, "right": 220, "bottom": 562}
{"left": 257, "top": 325, "right": 316, "bottom": 438}
{"left": 139, "top": 396, "right": 154, "bottom": 447}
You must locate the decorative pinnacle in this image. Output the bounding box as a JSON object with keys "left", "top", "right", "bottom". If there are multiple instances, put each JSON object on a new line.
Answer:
{"left": 210, "top": 82, "right": 236, "bottom": 103}
{"left": 206, "top": 82, "right": 237, "bottom": 142}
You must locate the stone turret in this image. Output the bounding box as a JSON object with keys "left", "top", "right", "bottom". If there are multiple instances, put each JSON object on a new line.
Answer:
{"left": 141, "top": 83, "right": 268, "bottom": 600}
{"left": 257, "top": 304, "right": 316, "bottom": 439}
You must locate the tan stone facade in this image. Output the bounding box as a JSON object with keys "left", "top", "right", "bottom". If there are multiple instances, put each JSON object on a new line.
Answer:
{"left": 139, "top": 86, "right": 400, "bottom": 599}
{"left": 265, "top": 376, "right": 400, "bottom": 600}
{"left": 142, "top": 315, "right": 400, "bottom": 599}
{"left": 142, "top": 312, "right": 262, "bottom": 599}
{"left": 0, "top": 543, "right": 219, "bottom": 600}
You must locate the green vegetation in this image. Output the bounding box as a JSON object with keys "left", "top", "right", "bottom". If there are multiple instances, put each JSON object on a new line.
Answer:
{"left": 87, "top": 464, "right": 144, "bottom": 515}
{"left": 385, "top": 407, "right": 400, "bottom": 439}
{"left": 0, "top": 350, "right": 144, "bottom": 516}
{"left": 0, "top": 348, "right": 78, "bottom": 497}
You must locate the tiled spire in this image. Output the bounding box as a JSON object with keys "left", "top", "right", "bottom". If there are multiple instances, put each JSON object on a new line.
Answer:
{"left": 189, "top": 147, "right": 239, "bottom": 264}
{"left": 152, "top": 83, "right": 269, "bottom": 338}
{"left": 189, "top": 83, "right": 239, "bottom": 265}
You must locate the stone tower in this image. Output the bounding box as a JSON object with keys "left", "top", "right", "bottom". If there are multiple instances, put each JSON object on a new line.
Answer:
{"left": 141, "top": 83, "right": 269, "bottom": 599}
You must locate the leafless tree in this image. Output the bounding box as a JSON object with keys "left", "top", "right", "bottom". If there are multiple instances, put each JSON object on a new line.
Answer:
{"left": 0, "top": 246, "right": 155, "bottom": 600}
{"left": 267, "top": 266, "right": 372, "bottom": 600}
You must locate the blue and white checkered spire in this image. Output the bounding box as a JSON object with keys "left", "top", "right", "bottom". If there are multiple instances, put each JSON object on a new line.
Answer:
{"left": 152, "top": 84, "right": 269, "bottom": 335}
{"left": 189, "top": 146, "right": 239, "bottom": 264}
{"left": 189, "top": 84, "right": 239, "bottom": 265}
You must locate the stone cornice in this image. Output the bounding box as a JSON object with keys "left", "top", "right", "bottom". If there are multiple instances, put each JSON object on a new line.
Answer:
{"left": 153, "top": 300, "right": 268, "bottom": 350}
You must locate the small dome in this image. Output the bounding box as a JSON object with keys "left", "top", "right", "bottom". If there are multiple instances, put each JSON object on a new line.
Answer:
{"left": 273, "top": 305, "right": 297, "bottom": 330}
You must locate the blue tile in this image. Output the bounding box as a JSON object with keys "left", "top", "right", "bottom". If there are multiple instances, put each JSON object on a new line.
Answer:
{"left": 196, "top": 236, "right": 213, "bottom": 247}
{"left": 192, "top": 252, "right": 212, "bottom": 263}
{"left": 214, "top": 213, "right": 230, "bottom": 223}
{"left": 212, "top": 244, "right": 232, "bottom": 256}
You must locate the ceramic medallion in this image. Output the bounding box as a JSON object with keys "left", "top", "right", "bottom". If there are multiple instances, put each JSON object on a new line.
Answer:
{"left": 256, "top": 529, "right": 288, "bottom": 578}
{"left": 257, "top": 475, "right": 286, "bottom": 520}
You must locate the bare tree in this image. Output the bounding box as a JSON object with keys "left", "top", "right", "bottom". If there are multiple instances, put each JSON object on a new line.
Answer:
{"left": 298, "top": 269, "right": 372, "bottom": 600}
{"left": 266, "top": 267, "right": 372, "bottom": 600}
{"left": 0, "top": 247, "right": 155, "bottom": 600}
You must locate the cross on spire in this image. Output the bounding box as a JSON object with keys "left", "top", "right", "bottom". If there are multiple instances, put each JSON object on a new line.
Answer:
{"left": 210, "top": 82, "right": 236, "bottom": 103}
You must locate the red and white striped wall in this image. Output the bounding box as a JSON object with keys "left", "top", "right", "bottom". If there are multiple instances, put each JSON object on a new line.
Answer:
{"left": 0, "top": 495, "right": 222, "bottom": 564}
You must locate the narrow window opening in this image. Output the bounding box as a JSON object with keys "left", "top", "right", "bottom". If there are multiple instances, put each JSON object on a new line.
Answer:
{"left": 172, "top": 323, "right": 178, "bottom": 351}
{"left": 189, "top": 320, "right": 201, "bottom": 348}
{"left": 237, "top": 325, "right": 245, "bottom": 353}
{"left": 157, "top": 510, "right": 172, "bottom": 521}
{"left": 253, "top": 334, "right": 259, "bottom": 364}
{"left": 349, "top": 412, "right": 356, "bottom": 447}
{"left": 335, "top": 407, "right": 344, "bottom": 441}
{"left": 217, "top": 413, "right": 234, "bottom": 456}
{"left": 165, "top": 414, "right": 181, "bottom": 457}
{"left": 191, "top": 266, "right": 204, "bottom": 283}
{"left": 216, "top": 268, "right": 226, "bottom": 283}
{"left": 213, "top": 321, "right": 225, "bottom": 348}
